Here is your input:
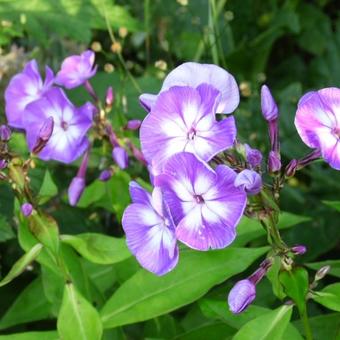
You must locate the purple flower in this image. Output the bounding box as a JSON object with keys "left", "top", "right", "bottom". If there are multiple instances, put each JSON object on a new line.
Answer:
{"left": 23, "top": 88, "right": 94, "bottom": 163}
{"left": 234, "top": 169, "right": 262, "bottom": 195}
{"left": 122, "top": 181, "right": 179, "bottom": 275}
{"left": 112, "top": 146, "right": 129, "bottom": 169}
{"left": 156, "top": 152, "right": 247, "bottom": 251}
{"left": 0, "top": 125, "right": 11, "bottom": 141}
{"left": 5, "top": 60, "right": 54, "bottom": 129}
{"left": 228, "top": 279, "right": 256, "bottom": 314}
{"left": 140, "top": 62, "right": 239, "bottom": 114}
{"left": 140, "top": 84, "right": 236, "bottom": 172}
{"left": 55, "top": 50, "right": 97, "bottom": 89}
{"left": 245, "top": 144, "right": 262, "bottom": 168}
{"left": 21, "top": 203, "right": 33, "bottom": 217}
{"left": 295, "top": 88, "right": 340, "bottom": 170}
{"left": 261, "top": 85, "right": 278, "bottom": 122}
{"left": 0, "top": 159, "right": 7, "bottom": 169}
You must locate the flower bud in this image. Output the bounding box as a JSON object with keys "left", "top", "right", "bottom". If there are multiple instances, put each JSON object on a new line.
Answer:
{"left": 315, "top": 265, "right": 331, "bottom": 281}
{"left": 268, "top": 151, "right": 281, "bottom": 173}
{"left": 112, "top": 146, "right": 129, "bottom": 169}
{"left": 105, "top": 86, "right": 114, "bottom": 108}
{"left": 245, "top": 144, "right": 262, "bottom": 168}
{"left": 99, "top": 169, "right": 113, "bottom": 181}
{"left": 68, "top": 177, "right": 85, "bottom": 206}
{"left": 21, "top": 203, "right": 33, "bottom": 217}
{"left": 261, "top": 85, "right": 278, "bottom": 122}
{"left": 291, "top": 245, "right": 307, "bottom": 255}
{"left": 228, "top": 279, "right": 256, "bottom": 314}
{"left": 68, "top": 150, "right": 89, "bottom": 206}
{"left": 285, "top": 159, "right": 298, "bottom": 177}
{"left": 32, "top": 116, "right": 54, "bottom": 154}
{"left": 234, "top": 169, "right": 262, "bottom": 195}
{"left": 0, "top": 159, "right": 7, "bottom": 169}
{"left": 0, "top": 125, "right": 11, "bottom": 141}
{"left": 125, "top": 119, "right": 142, "bottom": 131}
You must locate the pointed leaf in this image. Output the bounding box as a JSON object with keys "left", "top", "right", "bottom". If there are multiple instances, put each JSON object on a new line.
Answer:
{"left": 232, "top": 305, "right": 293, "bottom": 340}
{"left": 0, "top": 330, "right": 58, "bottom": 340}
{"left": 100, "top": 247, "right": 268, "bottom": 328}
{"left": 61, "top": 233, "right": 131, "bottom": 265}
{"left": 0, "top": 243, "right": 42, "bottom": 287}
{"left": 38, "top": 170, "right": 58, "bottom": 204}
{"left": 57, "top": 282, "right": 103, "bottom": 340}
{"left": 312, "top": 283, "right": 340, "bottom": 312}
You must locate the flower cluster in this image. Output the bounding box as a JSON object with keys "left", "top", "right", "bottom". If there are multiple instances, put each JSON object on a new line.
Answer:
{"left": 123, "top": 63, "right": 262, "bottom": 275}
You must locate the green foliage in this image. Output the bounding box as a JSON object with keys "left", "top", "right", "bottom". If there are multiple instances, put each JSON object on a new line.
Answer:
{"left": 312, "top": 283, "right": 340, "bottom": 312}
{"left": 57, "top": 282, "right": 103, "bottom": 340}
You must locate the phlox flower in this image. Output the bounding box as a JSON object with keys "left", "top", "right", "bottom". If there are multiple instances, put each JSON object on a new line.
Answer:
{"left": 5, "top": 60, "right": 54, "bottom": 129}
{"left": 295, "top": 87, "right": 340, "bottom": 170}
{"left": 140, "top": 84, "right": 236, "bottom": 172}
{"left": 139, "top": 62, "right": 239, "bottom": 114}
{"left": 122, "top": 181, "right": 179, "bottom": 275}
{"left": 24, "top": 88, "right": 95, "bottom": 163}
{"left": 55, "top": 50, "right": 97, "bottom": 89}
{"left": 156, "top": 152, "right": 247, "bottom": 251}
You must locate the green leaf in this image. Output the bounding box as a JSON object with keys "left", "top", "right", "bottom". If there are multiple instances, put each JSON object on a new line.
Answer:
{"left": 57, "top": 282, "right": 103, "bottom": 340}
{"left": 100, "top": 246, "right": 268, "bottom": 328}
{"left": 306, "top": 259, "right": 340, "bottom": 278}
{"left": 199, "top": 300, "right": 302, "bottom": 339}
{"left": 266, "top": 256, "right": 286, "bottom": 300}
{"left": 38, "top": 170, "right": 58, "bottom": 204}
{"left": 235, "top": 212, "right": 310, "bottom": 246}
{"left": 279, "top": 267, "right": 309, "bottom": 314}
{"left": 0, "top": 331, "right": 58, "bottom": 340}
{"left": 322, "top": 200, "right": 340, "bottom": 212}
{"left": 232, "top": 305, "right": 293, "bottom": 340}
{"left": 28, "top": 213, "right": 59, "bottom": 256}
{"left": 0, "top": 278, "right": 52, "bottom": 330}
{"left": 0, "top": 216, "right": 15, "bottom": 242}
{"left": 61, "top": 233, "right": 131, "bottom": 265}
{"left": 0, "top": 243, "right": 43, "bottom": 287}
{"left": 312, "top": 283, "right": 340, "bottom": 312}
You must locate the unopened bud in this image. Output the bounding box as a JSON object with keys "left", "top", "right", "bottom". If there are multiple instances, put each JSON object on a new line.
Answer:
{"left": 261, "top": 85, "right": 279, "bottom": 121}
{"left": 105, "top": 86, "right": 114, "bottom": 108}
{"left": 99, "top": 169, "right": 113, "bottom": 182}
{"left": 268, "top": 151, "right": 281, "bottom": 173}
{"left": 68, "top": 177, "right": 85, "bottom": 206}
{"left": 285, "top": 159, "right": 298, "bottom": 177}
{"left": 21, "top": 203, "right": 33, "bottom": 217}
{"left": 291, "top": 245, "right": 307, "bottom": 255}
{"left": 245, "top": 144, "right": 262, "bottom": 168}
{"left": 234, "top": 169, "right": 262, "bottom": 195}
{"left": 112, "top": 146, "right": 129, "bottom": 169}
{"left": 0, "top": 159, "right": 7, "bottom": 169}
{"left": 228, "top": 279, "right": 256, "bottom": 314}
{"left": 111, "top": 42, "right": 122, "bottom": 54}
{"left": 0, "top": 125, "right": 11, "bottom": 141}
{"left": 315, "top": 265, "right": 331, "bottom": 281}
{"left": 125, "top": 119, "right": 141, "bottom": 130}
{"left": 32, "top": 117, "right": 54, "bottom": 154}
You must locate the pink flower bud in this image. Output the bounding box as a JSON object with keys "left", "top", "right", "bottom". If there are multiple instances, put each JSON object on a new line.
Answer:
{"left": 68, "top": 177, "right": 85, "bottom": 206}
{"left": 21, "top": 203, "right": 33, "bottom": 217}
{"left": 105, "top": 86, "right": 114, "bottom": 107}
{"left": 0, "top": 125, "right": 11, "bottom": 141}
{"left": 228, "top": 279, "right": 256, "bottom": 314}
{"left": 126, "top": 119, "right": 142, "bottom": 130}
{"left": 268, "top": 151, "right": 281, "bottom": 173}
{"left": 112, "top": 146, "right": 129, "bottom": 169}
{"left": 261, "top": 85, "right": 279, "bottom": 122}
{"left": 234, "top": 169, "right": 262, "bottom": 195}
{"left": 291, "top": 245, "right": 307, "bottom": 255}
{"left": 99, "top": 169, "right": 113, "bottom": 181}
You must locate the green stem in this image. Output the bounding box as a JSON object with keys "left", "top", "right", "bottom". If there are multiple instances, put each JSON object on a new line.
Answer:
{"left": 301, "top": 307, "right": 313, "bottom": 340}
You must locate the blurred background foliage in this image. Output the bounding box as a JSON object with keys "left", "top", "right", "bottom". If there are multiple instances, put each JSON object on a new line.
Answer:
{"left": 0, "top": 0, "right": 340, "bottom": 338}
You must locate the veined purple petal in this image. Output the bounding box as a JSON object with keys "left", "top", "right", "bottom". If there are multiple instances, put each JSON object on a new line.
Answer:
{"left": 55, "top": 50, "right": 97, "bottom": 89}
{"left": 122, "top": 186, "right": 179, "bottom": 276}
{"left": 5, "top": 60, "right": 54, "bottom": 129}
{"left": 140, "top": 62, "right": 239, "bottom": 114}
{"left": 140, "top": 85, "right": 236, "bottom": 172}
{"left": 158, "top": 153, "right": 247, "bottom": 251}
{"left": 23, "top": 87, "right": 94, "bottom": 164}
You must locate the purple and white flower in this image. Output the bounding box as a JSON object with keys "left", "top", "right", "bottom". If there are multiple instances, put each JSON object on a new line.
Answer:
{"left": 156, "top": 152, "right": 247, "bottom": 251}
{"left": 5, "top": 60, "right": 54, "bottom": 129}
{"left": 122, "top": 181, "right": 179, "bottom": 275}
{"left": 140, "top": 84, "right": 236, "bottom": 172}
{"left": 295, "top": 87, "right": 340, "bottom": 170}
{"left": 23, "top": 88, "right": 94, "bottom": 163}
{"left": 55, "top": 50, "right": 97, "bottom": 89}
{"left": 140, "top": 62, "right": 239, "bottom": 114}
